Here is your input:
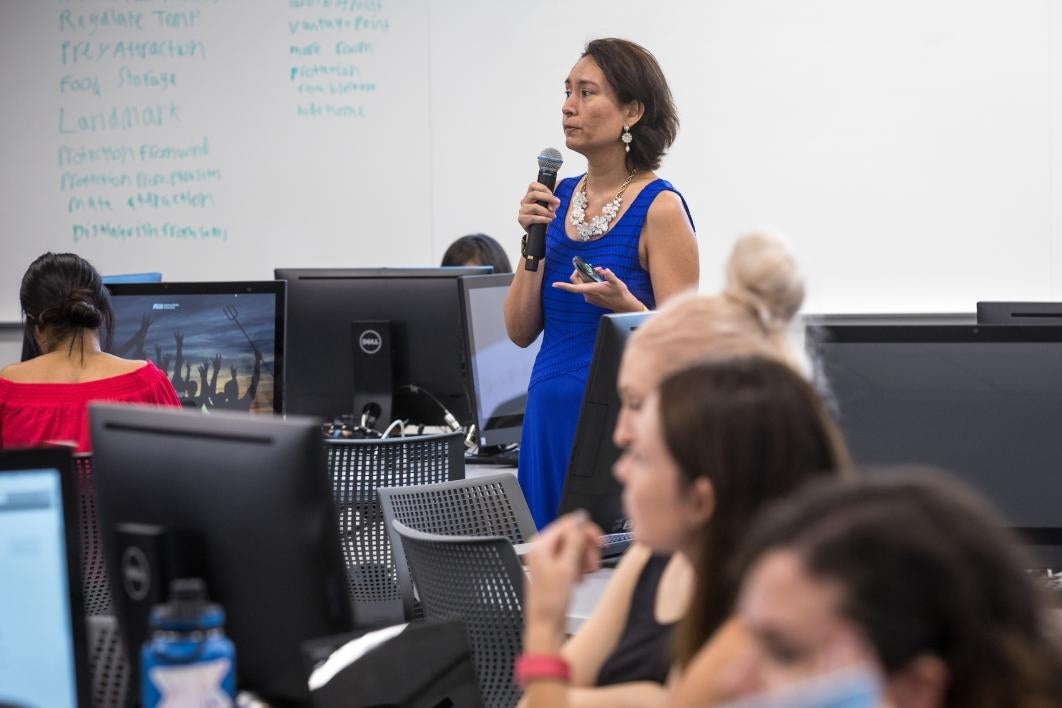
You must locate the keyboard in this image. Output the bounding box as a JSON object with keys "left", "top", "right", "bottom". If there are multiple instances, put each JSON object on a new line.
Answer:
{"left": 599, "top": 532, "right": 633, "bottom": 559}
{"left": 513, "top": 532, "right": 633, "bottom": 565}
{"left": 465, "top": 448, "right": 519, "bottom": 467}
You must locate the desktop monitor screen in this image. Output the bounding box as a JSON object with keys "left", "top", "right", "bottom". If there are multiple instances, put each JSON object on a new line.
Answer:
{"left": 808, "top": 323, "right": 1062, "bottom": 565}
{"left": 105, "top": 281, "right": 285, "bottom": 414}
{"left": 459, "top": 273, "right": 542, "bottom": 449}
{"left": 0, "top": 447, "right": 89, "bottom": 708}
{"left": 276, "top": 267, "right": 490, "bottom": 425}
{"left": 90, "top": 403, "right": 355, "bottom": 705}
{"left": 558, "top": 312, "right": 651, "bottom": 534}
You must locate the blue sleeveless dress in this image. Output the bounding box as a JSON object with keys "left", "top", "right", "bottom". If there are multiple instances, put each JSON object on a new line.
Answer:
{"left": 518, "top": 176, "right": 693, "bottom": 529}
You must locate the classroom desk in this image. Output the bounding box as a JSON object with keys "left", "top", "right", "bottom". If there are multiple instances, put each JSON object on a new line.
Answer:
{"left": 465, "top": 462, "right": 518, "bottom": 479}
{"left": 567, "top": 568, "right": 612, "bottom": 634}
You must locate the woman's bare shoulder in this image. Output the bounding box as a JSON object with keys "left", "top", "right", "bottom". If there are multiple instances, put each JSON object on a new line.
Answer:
{"left": 89, "top": 353, "right": 149, "bottom": 379}
{"left": 0, "top": 353, "right": 148, "bottom": 384}
{"left": 645, "top": 189, "right": 693, "bottom": 229}
{"left": 0, "top": 358, "right": 46, "bottom": 382}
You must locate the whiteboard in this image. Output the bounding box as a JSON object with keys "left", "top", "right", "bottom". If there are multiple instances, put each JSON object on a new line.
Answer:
{"left": 2, "top": 0, "right": 1060, "bottom": 322}
{"left": 1, "top": 0, "right": 432, "bottom": 322}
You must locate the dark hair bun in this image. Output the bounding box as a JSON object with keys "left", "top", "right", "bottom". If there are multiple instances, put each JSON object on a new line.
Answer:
{"left": 60, "top": 291, "right": 103, "bottom": 329}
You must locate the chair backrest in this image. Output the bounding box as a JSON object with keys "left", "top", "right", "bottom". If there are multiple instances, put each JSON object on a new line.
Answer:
{"left": 87, "top": 615, "right": 130, "bottom": 708}
{"left": 379, "top": 472, "right": 535, "bottom": 619}
{"left": 391, "top": 520, "right": 524, "bottom": 708}
{"left": 324, "top": 432, "right": 465, "bottom": 627}
{"left": 74, "top": 453, "right": 113, "bottom": 616}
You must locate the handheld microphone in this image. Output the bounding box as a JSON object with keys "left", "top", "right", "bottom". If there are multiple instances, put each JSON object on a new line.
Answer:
{"left": 524, "top": 147, "right": 564, "bottom": 271}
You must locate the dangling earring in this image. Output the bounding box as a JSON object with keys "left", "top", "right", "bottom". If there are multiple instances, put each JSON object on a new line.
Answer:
{"left": 621, "top": 124, "right": 632, "bottom": 153}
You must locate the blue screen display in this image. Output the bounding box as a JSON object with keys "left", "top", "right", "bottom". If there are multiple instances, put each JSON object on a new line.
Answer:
{"left": 0, "top": 468, "right": 78, "bottom": 708}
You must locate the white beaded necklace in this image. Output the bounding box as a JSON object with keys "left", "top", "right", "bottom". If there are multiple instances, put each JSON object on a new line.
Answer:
{"left": 570, "top": 169, "right": 637, "bottom": 241}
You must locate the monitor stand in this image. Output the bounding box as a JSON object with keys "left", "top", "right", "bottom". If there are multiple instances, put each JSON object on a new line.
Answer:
{"left": 350, "top": 320, "right": 393, "bottom": 430}
{"left": 110, "top": 523, "right": 207, "bottom": 696}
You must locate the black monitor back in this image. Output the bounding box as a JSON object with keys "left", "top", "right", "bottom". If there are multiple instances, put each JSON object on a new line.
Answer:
{"left": 559, "top": 312, "right": 650, "bottom": 533}
{"left": 90, "top": 403, "right": 354, "bottom": 705}
{"left": 276, "top": 267, "right": 490, "bottom": 425}
{"left": 977, "top": 301, "right": 1062, "bottom": 325}
{"left": 808, "top": 322, "right": 1062, "bottom": 566}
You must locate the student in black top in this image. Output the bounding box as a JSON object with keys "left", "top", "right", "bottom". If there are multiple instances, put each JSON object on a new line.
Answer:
{"left": 521, "top": 354, "right": 849, "bottom": 707}
{"left": 592, "top": 553, "right": 672, "bottom": 687}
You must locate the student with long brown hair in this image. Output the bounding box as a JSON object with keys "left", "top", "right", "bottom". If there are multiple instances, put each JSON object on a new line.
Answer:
{"left": 520, "top": 354, "right": 849, "bottom": 707}
{"left": 517, "top": 232, "right": 835, "bottom": 707}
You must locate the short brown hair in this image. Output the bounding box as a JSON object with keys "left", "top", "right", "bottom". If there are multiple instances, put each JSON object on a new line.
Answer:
{"left": 735, "top": 473, "right": 1062, "bottom": 707}
{"left": 582, "top": 38, "right": 678, "bottom": 172}
{"left": 440, "top": 233, "right": 511, "bottom": 273}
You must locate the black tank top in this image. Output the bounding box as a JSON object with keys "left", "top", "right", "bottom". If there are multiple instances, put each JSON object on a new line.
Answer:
{"left": 595, "top": 553, "right": 675, "bottom": 686}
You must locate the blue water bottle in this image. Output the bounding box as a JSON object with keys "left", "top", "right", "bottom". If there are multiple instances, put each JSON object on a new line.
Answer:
{"left": 141, "top": 578, "right": 237, "bottom": 707}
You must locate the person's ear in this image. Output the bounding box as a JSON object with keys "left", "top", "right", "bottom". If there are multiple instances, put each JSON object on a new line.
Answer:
{"left": 687, "top": 476, "right": 715, "bottom": 526}
{"left": 33, "top": 323, "right": 48, "bottom": 352}
{"left": 885, "top": 654, "right": 948, "bottom": 708}
{"left": 624, "top": 101, "right": 645, "bottom": 129}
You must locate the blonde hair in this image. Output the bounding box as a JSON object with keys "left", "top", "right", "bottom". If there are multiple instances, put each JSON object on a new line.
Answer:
{"left": 628, "top": 232, "right": 806, "bottom": 378}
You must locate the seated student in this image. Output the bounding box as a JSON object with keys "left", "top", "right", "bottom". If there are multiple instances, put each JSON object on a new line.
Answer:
{"left": 671, "top": 473, "right": 1062, "bottom": 708}
{"left": 516, "top": 233, "right": 821, "bottom": 707}
{"left": 0, "top": 253, "right": 180, "bottom": 452}
{"left": 520, "top": 355, "right": 849, "bottom": 708}
{"left": 441, "top": 233, "right": 512, "bottom": 273}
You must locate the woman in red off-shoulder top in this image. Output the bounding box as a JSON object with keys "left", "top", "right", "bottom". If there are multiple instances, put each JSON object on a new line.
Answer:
{"left": 0, "top": 253, "right": 179, "bottom": 452}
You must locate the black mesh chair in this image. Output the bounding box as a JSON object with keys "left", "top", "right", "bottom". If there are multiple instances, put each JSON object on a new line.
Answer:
{"left": 87, "top": 615, "right": 131, "bottom": 708}
{"left": 324, "top": 432, "right": 465, "bottom": 627}
{"left": 74, "top": 453, "right": 113, "bottom": 616}
{"left": 378, "top": 472, "right": 535, "bottom": 620}
{"left": 391, "top": 520, "right": 524, "bottom": 708}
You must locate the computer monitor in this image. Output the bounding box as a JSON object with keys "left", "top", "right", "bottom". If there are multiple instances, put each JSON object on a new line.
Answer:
{"left": 558, "top": 312, "right": 651, "bottom": 534}
{"left": 977, "top": 301, "right": 1062, "bottom": 325}
{"left": 276, "top": 267, "right": 490, "bottom": 426}
{"left": 105, "top": 281, "right": 286, "bottom": 414}
{"left": 458, "top": 273, "right": 542, "bottom": 449}
{"left": 807, "top": 322, "right": 1062, "bottom": 566}
{"left": 0, "top": 447, "right": 90, "bottom": 708}
{"left": 90, "top": 403, "right": 355, "bottom": 705}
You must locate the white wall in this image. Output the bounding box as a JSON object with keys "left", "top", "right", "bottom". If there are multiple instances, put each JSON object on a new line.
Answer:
{"left": 1, "top": 0, "right": 1059, "bottom": 322}
{"left": 430, "top": 0, "right": 1060, "bottom": 314}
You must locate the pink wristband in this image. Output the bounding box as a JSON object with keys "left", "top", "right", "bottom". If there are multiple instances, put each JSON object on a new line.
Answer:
{"left": 514, "top": 654, "right": 571, "bottom": 686}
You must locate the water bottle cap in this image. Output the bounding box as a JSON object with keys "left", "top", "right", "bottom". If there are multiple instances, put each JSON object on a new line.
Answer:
{"left": 149, "top": 578, "right": 225, "bottom": 632}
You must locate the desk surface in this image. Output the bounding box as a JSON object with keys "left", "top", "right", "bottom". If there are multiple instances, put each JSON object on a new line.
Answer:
{"left": 568, "top": 568, "right": 612, "bottom": 634}
{"left": 465, "top": 463, "right": 517, "bottom": 479}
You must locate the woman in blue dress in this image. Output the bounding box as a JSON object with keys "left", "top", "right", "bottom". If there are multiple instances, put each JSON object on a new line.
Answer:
{"left": 504, "top": 38, "right": 699, "bottom": 529}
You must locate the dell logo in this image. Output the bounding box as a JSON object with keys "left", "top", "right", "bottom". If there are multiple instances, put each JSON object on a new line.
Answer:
{"left": 122, "top": 546, "right": 151, "bottom": 602}
{"left": 359, "top": 329, "right": 382, "bottom": 354}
